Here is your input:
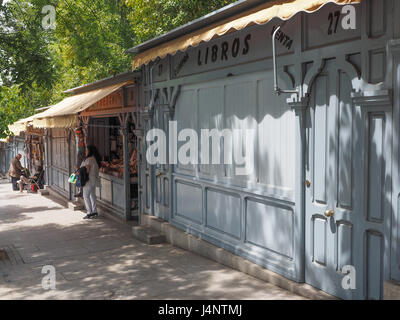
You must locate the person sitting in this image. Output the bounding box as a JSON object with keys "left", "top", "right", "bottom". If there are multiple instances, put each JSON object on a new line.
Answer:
{"left": 18, "top": 168, "right": 31, "bottom": 193}
{"left": 8, "top": 154, "right": 24, "bottom": 191}
{"left": 18, "top": 166, "right": 43, "bottom": 193}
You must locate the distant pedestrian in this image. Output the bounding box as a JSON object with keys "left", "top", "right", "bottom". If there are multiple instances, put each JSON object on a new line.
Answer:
{"left": 80, "top": 145, "right": 101, "bottom": 219}
{"left": 8, "top": 154, "right": 24, "bottom": 191}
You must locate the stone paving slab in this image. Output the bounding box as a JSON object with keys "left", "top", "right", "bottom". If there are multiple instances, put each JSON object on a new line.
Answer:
{"left": 0, "top": 182, "right": 306, "bottom": 300}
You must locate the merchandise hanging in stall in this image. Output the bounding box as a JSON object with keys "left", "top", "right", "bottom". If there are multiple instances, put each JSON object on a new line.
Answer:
{"left": 25, "top": 126, "right": 45, "bottom": 175}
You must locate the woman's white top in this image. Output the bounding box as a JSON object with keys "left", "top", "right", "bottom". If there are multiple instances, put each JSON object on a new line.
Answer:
{"left": 81, "top": 156, "right": 100, "bottom": 188}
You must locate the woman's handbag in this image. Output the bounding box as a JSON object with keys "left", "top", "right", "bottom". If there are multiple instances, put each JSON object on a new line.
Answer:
{"left": 68, "top": 173, "right": 77, "bottom": 184}
{"left": 75, "top": 174, "right": 82, "bottom": 188}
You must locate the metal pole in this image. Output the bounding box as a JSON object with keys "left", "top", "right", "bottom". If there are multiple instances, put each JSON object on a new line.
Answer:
{"left": 272, "top": 25, "right": 280, "bottom": 94}
{"left": 272, "top": 25, "right": 299, "bottom": 96}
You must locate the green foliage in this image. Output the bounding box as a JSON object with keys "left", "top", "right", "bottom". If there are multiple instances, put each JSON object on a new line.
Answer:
{"left": 0, "top": 0, "right": 57, "bottom": 138}
{"left": 0, "top": 0, "right": 57, "bottom": 89}
{"left": 0, "top": 0, "right": 237, "bottom": 138}
{"left": 126, "top": 0, "right": 235, "bottom": 45}
{"left": 54, "top": 0, "right": 135, "bottom": 86}
{"left": 0, "top": 85, "right": 35, "bottom": 137}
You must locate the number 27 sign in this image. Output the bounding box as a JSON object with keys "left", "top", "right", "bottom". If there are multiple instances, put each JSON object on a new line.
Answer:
{"left": 328, "top": 5, "right": 357, "bottom": 35}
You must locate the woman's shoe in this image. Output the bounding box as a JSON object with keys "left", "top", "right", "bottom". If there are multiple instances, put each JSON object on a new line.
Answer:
{"left": 83, "top": 214, "right": 91, "bottom": 219}
{"left": 89, "top": 212, "right": 98, "bottom": 219}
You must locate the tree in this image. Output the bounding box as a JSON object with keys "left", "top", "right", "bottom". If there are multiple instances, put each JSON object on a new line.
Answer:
{"left": 0, "top": 0, "right": 57, "bottom": 138}
{"left": 0, "top": 0, "right": 57, "bottom": 89}
{"left": 0, "top": 0, "right": 237, "bottom": 138}
{"left": 53, "top": 0, "right": 236, "bottom": 86}
{"left": 0, "top": 85, "right": 35, "bottom": 137}
{"left": 53, "top": 0, "right": 136, "bottom": 87}
{"left": 126, "top": 0, "right": 236, "bottom": 45}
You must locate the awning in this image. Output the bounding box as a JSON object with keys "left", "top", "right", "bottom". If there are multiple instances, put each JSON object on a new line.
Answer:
{"left": 8, "top": 114, "right": 36, "bottom": 136}
{"left": 132, "top": 0, "right": 360, "bottom": 69}
{"left": 32, "top": 80, "right": 134, "bottom": 128}
{"left": 32, "top": 115, "right": 79, "bottom": 129}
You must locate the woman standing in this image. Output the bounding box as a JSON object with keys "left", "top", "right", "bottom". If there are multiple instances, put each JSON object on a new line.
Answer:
{"left": 81, "top": 145, "right": 101, "bottom": 219}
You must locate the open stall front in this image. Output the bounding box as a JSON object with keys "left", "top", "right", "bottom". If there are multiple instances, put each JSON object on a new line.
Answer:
{"left": 7, "top": 116, "right": 41, "bottom": 182}
{"left": 24, "top": 126, "right": 45, "bottom": 182}
{"left": 29, "top": 72, "right": 141, "bottom": 221}
{"left": 79, "top": 82, "right": 140, "bottom": 220}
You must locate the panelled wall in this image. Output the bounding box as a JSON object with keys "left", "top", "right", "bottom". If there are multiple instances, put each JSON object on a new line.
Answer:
{"left": 4, "top": 143, "right": 15, "bottom": 175}
{"left": 0, "top": 143, "right": 6, "bottom": 174}
{"left": 170, "top": 70, "right": 298, "bottom": 278}
{"left": 0, "top": 141, "right": 23, "bottom": 175}
{"left": 0, "top": 138, "right": 27, "bottom": 174}
{"left": 49, "top": 128, "right": 73, "bottom": 198}
{"left": 96, "top": 173, "right": 125, "bottom": 217}
{"left": 390, "top": 40, "right": 400, "bottom": 283}
{"left": 174, "top": 73, "right": 295, "bottom": 194}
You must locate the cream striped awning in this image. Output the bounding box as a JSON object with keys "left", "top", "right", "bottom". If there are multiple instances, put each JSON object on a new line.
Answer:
{"left": 8, "top": 115, "right": 36, "bottom": 136}
{"left": 32, "top": 80, "right": 134, "bottom": 129}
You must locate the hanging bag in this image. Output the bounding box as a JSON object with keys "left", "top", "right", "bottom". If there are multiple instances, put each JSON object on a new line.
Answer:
{"left": 68, "top": 173, "right": 77, "bottom": 184}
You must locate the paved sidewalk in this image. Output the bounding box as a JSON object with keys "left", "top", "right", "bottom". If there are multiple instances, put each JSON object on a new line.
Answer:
{"left": 0, "top": 179, "right": 305, "bottom": 300}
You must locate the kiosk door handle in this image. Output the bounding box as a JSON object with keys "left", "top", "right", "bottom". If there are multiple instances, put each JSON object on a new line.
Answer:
{"left": 324, "top": 209, "right": 334, "bottom": 218}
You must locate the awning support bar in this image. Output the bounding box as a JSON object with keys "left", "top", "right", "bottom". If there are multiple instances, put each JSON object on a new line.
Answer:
{"left": 272, "top": 25, "right": 299, "bottom": 96}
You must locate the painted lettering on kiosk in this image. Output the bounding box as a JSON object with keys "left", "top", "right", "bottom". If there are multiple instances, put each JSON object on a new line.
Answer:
{"left": 197, "top": 34, "right": 251, "bottom": 66}
{"left": 271, "top": 26, "right": 293, "bottom": 50}
{"left": 174, "top": 53, "right": 189, "bottom": 77}
{"left": 172, "top": 21, "right": 297, "bottom": 78}
{"left": 305, "top": 3, "right": 360, "bottom": 50}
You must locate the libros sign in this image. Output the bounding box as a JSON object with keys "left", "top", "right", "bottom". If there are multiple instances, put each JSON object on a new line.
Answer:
{"left": 171, "top": 20, "right": 295, "bottom": 78}
{"left": 197, "top": 34, "right": 252, "bottom": 66}
{"left": 171, "top": 32, "right": 255, "bottom": 78}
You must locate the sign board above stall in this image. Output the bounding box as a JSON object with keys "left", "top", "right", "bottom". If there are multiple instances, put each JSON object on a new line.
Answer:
{"left": 80, "top": 86, "right": 137, "bottom": 117}
{"left": 27, "top": 126, "right": 45, "bottom": 136}
{"left": 168, "top": 18, "right": 297, "bottom": 80}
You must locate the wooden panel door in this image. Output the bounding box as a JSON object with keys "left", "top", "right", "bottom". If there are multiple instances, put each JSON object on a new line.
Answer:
{"left": 153, "top": 102, "right": 170, "bottom": 220}
{"left": 305, "top": 59, "right": 389, "bottom": 299}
